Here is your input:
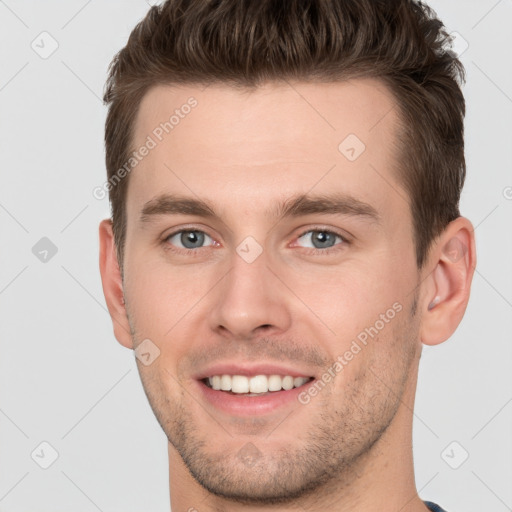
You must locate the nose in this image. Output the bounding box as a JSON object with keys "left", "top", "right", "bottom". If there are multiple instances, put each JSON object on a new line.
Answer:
{"left": 208, "top": 245, "right": 292, "bottom": 340}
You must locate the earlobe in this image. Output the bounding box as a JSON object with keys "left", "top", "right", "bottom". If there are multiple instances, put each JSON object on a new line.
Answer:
{"left": 420, "top": 217, "right": 476, "bottom": 346}
{"left": 98, "top": 219, "right": 133, "bottom": 349}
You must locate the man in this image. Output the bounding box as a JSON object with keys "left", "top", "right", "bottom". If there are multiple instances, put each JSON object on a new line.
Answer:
{"left": 98, "top": 1, "right": 476, "bottom": 511}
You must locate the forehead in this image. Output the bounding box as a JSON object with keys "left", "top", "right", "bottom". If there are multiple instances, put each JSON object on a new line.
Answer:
{"left": 127, "top": 78, "right": 406, "bottom": 222}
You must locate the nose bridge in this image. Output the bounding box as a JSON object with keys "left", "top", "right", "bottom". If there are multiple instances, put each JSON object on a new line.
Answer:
{"left": 231, "top": 239, "right": 270, "bottom": 292}
{"left": 209, "top": 240, "right": 291, "bottom": 337}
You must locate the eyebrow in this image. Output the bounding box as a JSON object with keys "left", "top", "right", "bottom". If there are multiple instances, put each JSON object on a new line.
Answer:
{"left": 139, "top": 192, "right": 381, "bottom": 225}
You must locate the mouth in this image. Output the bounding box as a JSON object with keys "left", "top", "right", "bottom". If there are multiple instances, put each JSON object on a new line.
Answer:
{"left": 201, "top": 374, "right": 314, "bottom": 396}
{"left": 196, "top": 372, "right": 316, "bottom": 416}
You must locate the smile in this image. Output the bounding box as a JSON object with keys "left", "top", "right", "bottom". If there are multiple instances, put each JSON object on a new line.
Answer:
{"left": 202, "top": 374, "right": 313, "bottom": 395}
{"left": 194, "top": 364, "right": 318, "bottom": 415}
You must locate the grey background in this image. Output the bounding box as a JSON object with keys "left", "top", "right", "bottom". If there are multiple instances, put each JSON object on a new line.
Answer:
{"left": 0, "top": 1, "right": 511, "bottom": 511}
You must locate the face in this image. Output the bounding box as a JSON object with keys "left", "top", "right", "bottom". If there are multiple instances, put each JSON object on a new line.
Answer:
{"left": 119, "top": 79, "right": 423, "bottom": 504}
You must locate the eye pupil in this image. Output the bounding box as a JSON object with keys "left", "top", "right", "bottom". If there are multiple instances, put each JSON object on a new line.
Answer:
{"left": 181, "top": 231, "right": 204, "bottom": 249}
{"left": 313, "top": 231, "right": 335, "bottom": 248}
{"left": 169, "top": 229, "right": 341, "bottom": 252}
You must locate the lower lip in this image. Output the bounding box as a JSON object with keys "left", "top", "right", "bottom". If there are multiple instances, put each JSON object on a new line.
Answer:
{"left": 195, "top": 379, "right": 314, "bottom": 416}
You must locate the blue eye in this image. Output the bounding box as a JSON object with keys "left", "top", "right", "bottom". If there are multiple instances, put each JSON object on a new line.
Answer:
{"left": 296, "top": 229, "right": 347, "bottom": 251}
{"left": 162, "top": 227, "right": 349, "bottom": 256}
{"left": 165, "top": 230, "right": 214, "bottom": 250}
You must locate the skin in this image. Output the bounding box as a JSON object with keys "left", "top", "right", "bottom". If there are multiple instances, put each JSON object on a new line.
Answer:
{"left": 99, "top": 78, "right": 476, "bottom": 512}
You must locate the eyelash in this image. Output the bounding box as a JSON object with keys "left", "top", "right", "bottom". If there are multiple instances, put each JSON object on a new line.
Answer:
{"left": 294, "top": 227, "right": 350, "bottom": 255}
{"left": 161, "top": 226, "right": 350, "bottom": 256}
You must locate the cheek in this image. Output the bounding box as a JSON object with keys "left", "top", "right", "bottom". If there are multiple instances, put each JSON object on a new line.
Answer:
{"left": 123, "top": 256, "right": 219, "bottom": 342}
{"left": 286, "top": 262, "right": 407, "bottom": 337}
{"left": 124, "top": 268, "right": 179, "bottom": 334}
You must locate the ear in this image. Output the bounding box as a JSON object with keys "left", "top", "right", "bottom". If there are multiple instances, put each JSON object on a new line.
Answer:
{"left": 420, "top": 216, "right": 476, "bottom": 346}
{"left": 98, "top": 219, "right": 133, "bottom": 349}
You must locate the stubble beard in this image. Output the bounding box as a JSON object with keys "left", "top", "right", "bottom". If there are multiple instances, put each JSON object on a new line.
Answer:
{"left": 129, "top": 299, "right": 420, "bottom": 506}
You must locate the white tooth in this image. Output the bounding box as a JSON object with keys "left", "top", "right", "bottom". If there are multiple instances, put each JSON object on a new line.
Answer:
{"left": 249, "top": 375, "right": 268, "bottom": 393}
{"left": 293, "top": 377, "right": 307, "bottom": 388}
{"left": 232, "top": 375, "right": 250, "bottom": 393}
{"left": 268, "top": 375, "right": 282, "bottom": 391}
{"left": 220, "top": 374, "right": 232, "bottom": 391}
{"left": 282, "top": 376, "right": 294, "bottom": 390}
{"left": 212, "top": 375, "right": 221, "bottom": 390}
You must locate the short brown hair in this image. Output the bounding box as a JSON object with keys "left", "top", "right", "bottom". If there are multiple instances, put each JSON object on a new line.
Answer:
{"left": 103, "top": 0, "right": 466, "bottom": 271}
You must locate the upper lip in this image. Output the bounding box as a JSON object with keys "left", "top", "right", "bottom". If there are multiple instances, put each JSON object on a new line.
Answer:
{"left": 193, "top": 362, "right": 316, "bottom": 380}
